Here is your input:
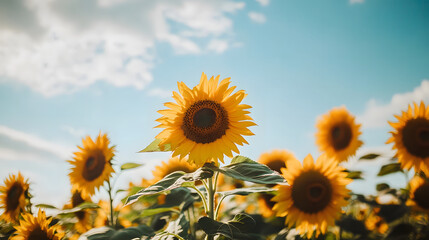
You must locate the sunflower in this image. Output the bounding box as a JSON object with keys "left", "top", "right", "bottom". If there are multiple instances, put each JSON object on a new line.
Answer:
{"left": 407, "top": 176, "right": 429, "bottom": 212}
{"left": 365, "top": 211, "right": 388, "bottom": 234}
{"left": 11, "top": 209, "right": 64, "bottom": 240}
{"left": 272, "top": 154, "right": 351, "bottom": 238}
{"left": 68, "top": 133, "right": 115, "bottom": 197}
{"left": 155, "top": 72, "right": 255, "bottom": 167}
{"left": 66, "top": 190, "right": 92, "bottom": 233}
{"left": 315, "top": 107, "right": 363, "bottom": 162}
{"left": 0, "top": 172, "right": 30, "bottom": 223}
{"left": 94, "top": 200, "right": 131, "bottom": 228}
{"left": 387, "top": 101, "right": 429, "bottom": 174}
{"left": 258, "top": 149, "right": 297, "bottom": 174}
{"left": 257, "top": 193, "right": 277, "bottom": 218}
{"left": 152, "top": 157, "right": 197, "bottom": 183}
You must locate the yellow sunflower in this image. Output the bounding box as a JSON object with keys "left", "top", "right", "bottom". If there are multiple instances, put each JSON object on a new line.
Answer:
{"left": 387, "top": 101, "right": 429, "bottom": 174}
{"left": 258, "top": 149, "right": 297, "bottom": 174}
{"left": 68, "top": 190, "right": 92, "bottom": 233}
{"left": 407, "top": 176, "right": 429, "bottom": 212}
{"left": 68, "top": 132, "right": 115, "bottom": 197}
{"left": 94, "top": 200, "right": 131, "bottom": 228}
{"left": 11, "top": 209, "right": 64, "bottom": 240}
{"left": 152, "top": 157, "right": 197, "bottom": 183}
{"left": 0, "top": 172, "right": 29, "bottom": 223}
{"left": 257, "top": 193, "right": 277, "bottom": 218}
{"left": 155, "top": 72, "right": 255, "bottom": 167}
{"left": 272, "top": 154, "right": 351, "bottom": 238}
{"left": 365, "top": 211, "right": 388, "bottom": 234}
{"left": 315, "top": 107, "right": 363, "bottom": 162}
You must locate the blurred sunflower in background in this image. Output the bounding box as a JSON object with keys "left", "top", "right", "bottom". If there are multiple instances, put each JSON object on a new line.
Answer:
{"left": 11, "top": 209, "right": 64, "bottom": 240}
{"left": 407, "top": 176, "right": 429, "bottom": 212}
{"left": 68, "top": 132, "right": 115, "bottom": 197}
{"left": 257, "top": 192, "right": 277, "bottom": 218}
{"left": 272, "top": 154, "right": 351, "bottom": 238}
{"left": 387, "top": 101, "right": 429, "bottom": 174}
{"left": 94, "top": 200, "right": 132, "bottom": 228}
{"left": 152, "top": 157, "right": 197, "bottom": 183}
{"left": 258, "top": 149, "right": 296, "bottom": 174}
{"left": 0, "top": 172, "right": 29, "bottom": 223}
{"left": 155, "top": 72, "right": 255, "bottom": 167}
{"left": 316, "top": 107, "right": 363, "bottom": 162}
{"left": 64, "top": 190, "right": 92, "bottom": 233}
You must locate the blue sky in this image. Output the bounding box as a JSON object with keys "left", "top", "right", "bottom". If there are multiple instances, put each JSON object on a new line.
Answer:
{"left": 1, "top": 0, "right": 429, "bottom": 207}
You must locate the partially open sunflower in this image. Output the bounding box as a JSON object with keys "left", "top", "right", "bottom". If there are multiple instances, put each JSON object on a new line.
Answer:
{"left": 387, "top": 101, "right": 429, "bottom": 174}
{"left": 407, "top": 176, "right": 429, "bottom": 212}
{"left": 68, "top": 133, "right": 115, "bottom": 197}
{"left": 11, "top": 209, "right": 64, "bottom": 240}
{"left": 272, "top": 154, "right": 351, "bottom": 238}
{"left": 152, "top": 157, "right": 197, "bottom": 183}
{"left": 315, "top": 106, "right": 363, "bottom": 162}
{"left": 258, "top": 149, "right": 297, "bottom": 174}
{"left": 155, "top": 73, "right": 255, "bottom": 167}
{"left": 65, "top": 190, "right": 92, "bottom": 233}
{"left": 0, "top": 172, "right": 29, "bottom": 223}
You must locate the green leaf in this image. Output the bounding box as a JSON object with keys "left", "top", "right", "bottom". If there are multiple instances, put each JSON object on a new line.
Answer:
{"left": 110, "top": 225, "right": 155, "bottom": 240}
{"left": 58, "top": 202, "right": 100, "bottom": 215}
{"left": 120, "top": 162, "right": 143, "bottom": 170}
{"left": 125, "top": 169, "right": 213, "bottom": 205}
{"left": 80, "top": 227, "right": 116, "bottom": 240}
{"left": 204, "top": 156, "right": 286, "bottom": 185}
{"left": 141, "top": 207, "right": 180, "bottom": 218}
{"left": 139, "top": 139, "right": 171, "bottom": 153}
{"left": 359, "top": 153, "right": 380, "bottom": 160}
{"left": 377, "top": 204, "right": 409, "bottom": 223}
{"left": 35, "top": 204, "right": 58, "bottom": 209}
{"left": 377, "top": 163, "right": 402, "bottom": 176}
{"left": 335, "top": 215, "right": 368, "bottom": 236}
{"left": 218, "top": 187, "right": 275, "bottom": 197}
{"left": 150, "top": 214, "right": 189, "bottom": 240}
{"left": 198, "top": 213, "right": 263, "bottom": 240}
{"left": 376, "top": 183, "right": 390, "bottom": 191}
{"left": 345, "top": 170, "right": 363, "bottom": 180}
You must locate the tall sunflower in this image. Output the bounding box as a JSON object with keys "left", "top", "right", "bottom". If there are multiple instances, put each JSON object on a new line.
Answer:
{"left": 68, "top": 133, "right": 115, "bottom": 197}
{"left": 152, "top": 157, "right": 197, "bottom": 183}
{"left": 0, "top": 172, "right": 29, "bottom": 223}
{"left": 315, "top": 107, "right": 363, "bottom": 162}
{"left": 65, "top": 190, "right": 92, "bottom": 233}
{"left": 272, "top": 154, "right": 351, "bottom": 238}
{"left": 11, "top": 209, "right": 64, "bottom": 240}
{"left": 387, "top": 101, "right": 429, "bottom": 174}
{"left": 155, "top": 73, "right": 255, "bottom": 167}
{"left": 407, "top": 176, "right": 429, "bottom": 212}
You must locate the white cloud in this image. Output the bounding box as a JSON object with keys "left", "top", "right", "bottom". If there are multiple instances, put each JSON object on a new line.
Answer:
{"left": 207, "top": 39, "right": 229, "bottom": 53}
{"left": 148, "top": 88, "right": 172, "bottom": 98}
{"left": 255, "top": 0, "right": 269, "bottom": 6}
{"left": 61, "top": 125, "right": 87, "bottom": 138}
{"left": 0, "top": 0, "right": 245, "bottom": 97}
{"left": 350, "top": 0, "right": 365, "bottom": 4}
{"left": 0, "top": 125, "right": 73, "bottom": 159}
{"left": 357, "top": 80, "right": 429, "bottom": 129}
{"left": 248, "top": 12, "right": 266, "bottom": 24}
{"left": 0, "top": 148, "right": 47, "bottom": 163}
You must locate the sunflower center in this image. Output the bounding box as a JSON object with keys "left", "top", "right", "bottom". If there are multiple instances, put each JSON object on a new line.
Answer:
{"left": 413, "top": 182, "right": 429, "bottom": 209}
{"left": 402, "top": 118, "right": 429, "bottom": 158}
{"left": 261, "top": 193, "right": 276, "bottom": 208}
{"left": 72, "top": 191, "right": 86, "bottom": 220}
{"left": 266, "top": 159, "right": 286, "bottom": 173}
{"left": 182, "top": 100, "right": 229, "bottom": 144}
{"left": 291, "top": 170, "right": 333, "bottom": 213}
{"left": 6, "top": 183, "right": 23, "bottom": 211}
{"left": 330, "top": 122, "right": 352, "bottom": 151}
{"left": 28, "top": 226, "right": 50, "bottom": 240}
{"left": 82, "top": 150, "right": 106, "bottom": 181}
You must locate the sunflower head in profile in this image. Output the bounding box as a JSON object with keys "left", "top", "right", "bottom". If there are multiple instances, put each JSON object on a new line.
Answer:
{"left": 66, "top": 190, "right": 92, "bottom": 233}
{"left": 152, "top": 157, "right": 197, "bottom": 183}
{"left": 407, "top": 176, "right": 429, "bottom": 212}
{"left": 387, "top": 101, "right": 429, "bottom": 174}
{"left": 11, "top": 209, "right": 64, "bottom": 240}
{"left": 272, "top": 154, "right": 351, "bottom": 238}
{"left": 315, "top": 107, "right": 363, "bottom": 162}
{"left": 0, "top": 172, "right": 30, "bottom": 223}
{"left": 155, "top": 73, "right": 256, "bottom": 167}
{"left": 68, "top": 132, "right": 115, "bottom": 197}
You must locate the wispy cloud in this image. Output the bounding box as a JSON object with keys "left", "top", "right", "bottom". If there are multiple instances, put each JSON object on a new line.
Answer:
{"left": 0, "top": 0, "right": 245, "bottom": 97}
{"left": 207, "top": 39, "right": 229, "bottom": 54}
{"left": 248, "top": 12, "right": 266, "bottom": 24}
{"left": 61, "top": 125, "right": 87, "bottom": 138}
{"left": 0, "top": 125, "right": 73, "bottom": 159}
{"left": 148, "top": 88, "right": 172, "bottom": 98}
{"left": 255, "top": 0, "right": 270, "bottom": 7}
{"left": 357, "top": 80, "right": 429, "bottom": 129}
{"left": 350, "top": 0, "right": 365, "bottom": 4}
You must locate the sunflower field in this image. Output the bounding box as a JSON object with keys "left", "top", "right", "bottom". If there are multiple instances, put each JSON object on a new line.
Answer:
{"left": 1, "top": 73, "right": 429, "bottom": 240}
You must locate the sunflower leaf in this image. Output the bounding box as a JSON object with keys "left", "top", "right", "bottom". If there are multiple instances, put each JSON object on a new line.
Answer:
{"left": 125, "top": 168, "right": 213, "bottom": 205}
{"left": 376, "top": 183, "right": 390, "bottom": 191}
{"left": 359, "top": 153, "right": 381, "bottom": 160}
{"left": 345, "top": 170, "right": 363, "bottom": 180}
{"left": 58, "top": 202, "right": 100, "bottom": 215}
{"left": 149, "top": 213, "right": 189, "bottom": 240}
{"left": 79, "top": 226, "right": 116, "bottom": 240}
{"left": 120, "top": 162, "right": 144, "bottom": 170}
{"left": 139, "top": 139, "right": 171, "bottom": 153}
{"left": 218, "top": 187, "right": 275, "bottom": 197}
{"left": 203, "top": 157, "right": 286, "bottom": 185}
{"left": 141, "top": 207, "right": 180, "bottom": 218}
{"left": 377, "top": 163, "right": 402, "bottom": 176}
{"left": 109, "top": 225, "right": 155, "bottom": 240}
{"left": 35, "top": 204, "right": 58, "bottom": 209}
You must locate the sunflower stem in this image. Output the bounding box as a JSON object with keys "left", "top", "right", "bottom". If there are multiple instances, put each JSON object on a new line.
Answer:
{"left": 192, "top": 185, "right": 208, "bottom": 213}
{"left": 107, "top": 180, "right": 115, "bottom": 228}
{"left": 207, "top": 177, "right": 215, "bottom": 240}
{"left": 214, "top": 195, "right": 227, "bottom": 220}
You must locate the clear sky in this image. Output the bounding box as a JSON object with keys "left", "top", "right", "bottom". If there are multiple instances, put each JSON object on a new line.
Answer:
{"left": 1, "top": 0, "right": 429, "bottom": 207}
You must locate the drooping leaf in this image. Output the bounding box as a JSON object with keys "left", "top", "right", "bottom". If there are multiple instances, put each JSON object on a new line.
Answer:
{"left": 345, "top": 170, "right": 364, "bottom": 180}
{"left": 110, "top": 225, "right": 155, "bottom": 240}
{"left": 139, "top": 139, "right": 171, "bottom": 153}
{"left": 121, "top": 162, "right": 144, "bottom": 170}
{"left": 377, "top": 163, "right": 402, "bottom": 176}
{"left": 58, "top": 202, "right": 100, "bottom": 215}
{"left": 35, "top": 204, "right": 58, "bottom": 209}
{"left": 80, "top": 227, "right": 116, "bottom": 240}
{"left": 204, "top": 156, "right": 286, "bottom": 185}
{"left": 141, "top": 207, "right": 180, "bottom": 218}
{"left": 218, "top": 187, "right": 275, "bottom": 198}
{"left": 359, "top": 153, "right": 380, "bottom": 160}
{"left": 125, "top": 169, "right": 213, "bottom": 205}
{"left": 376, "top": 183, "right": 390, "bottom": 191}
{"left": 162, "top": 187, "right": 195, "bottom": 212}
{"left": 150, "top": 214, "right": 189, "bottom": 240}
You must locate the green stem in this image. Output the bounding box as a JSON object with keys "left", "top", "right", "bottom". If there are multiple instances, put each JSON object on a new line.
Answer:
{"left": 207, "top": 177, "right": 215, "bottom": 240}
{"left": 214, "top": 195, "right": 227, "bottom": 220}
{"left": 192, "top": 186, "right": 208, "bottom": 213}
{"left": 107, "top": 180, "right": 115, "bottom": 228}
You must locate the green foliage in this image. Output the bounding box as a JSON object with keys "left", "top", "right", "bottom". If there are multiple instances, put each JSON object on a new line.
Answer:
{"left": 149, "top": 214, "right": 189, "bottom": 240}
{"left": 359, "top": 153, "right": 381, "bottom": 160}
{"left": 57, "top": 202, "right": 100, "bottom": 215}
{"left": 377, "top": 163, "right": 402, "bottom": 176}
{"left": 139, "top": 139, "right": 171, "bottom": 152}
{"left": 80, "top": 225, "right": 155, "bottom": 240}
{"left": 376, "top": 183, "right": 390, "bottom": 191}
{"left": 35, "top": 204, "right": 58, "bottom": 209}
{"left": 345, "top": 170, "right": 364, "bottom": 180}
{"left": 218, "top": 187, "right": 275, "bottom": 197}
{"left": 120, "top": 162, "right": 144, "bottom": 170}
